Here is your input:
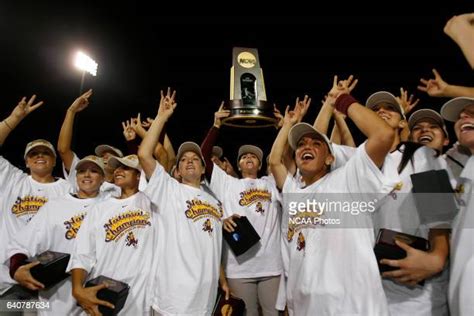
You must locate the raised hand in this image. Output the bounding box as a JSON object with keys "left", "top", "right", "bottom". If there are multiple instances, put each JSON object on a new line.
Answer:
{"left": 417, "top": 69, "right": 449, "bottom": 97}
{"left": 294, "top": 95, "right": 311, "bottom": 123}
{"left": 157, "top": 87, "right": 177, "bottom": 120}
{"left": 11, "top": 94, "right": 44, "bottom": 120}
{"left": 273, "top": 104, "right": 284, "bottom": 128}
{"left": 122, "top": 119, "right": 136, "bottom": 141}
{"left": 68, "top": 89, "right": 92, "bottom": 113}
{"left": 396, "top": 87, "right": 420, "bottom": 114}
{"left": 214, "top": 101, "right": 230, "bottom": 128}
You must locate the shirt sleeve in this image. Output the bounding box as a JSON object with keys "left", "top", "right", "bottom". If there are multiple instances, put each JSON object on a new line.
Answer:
{"left": 143, "top": 161, "right": 176, "bottom": 210}
{"left": 209, "top": 162, "right": 230, "bottom": 201}
{"left": 339, "top": 142, "right": 400, "bottom": 195}
{"left": 0, "top": 156, "right": 27, "bottom": 197}
{"left": 332, "top": 144, "right": 357, "bottom": 169}
{"left": 63, "top": 153, "right": 80, "bottom": 193}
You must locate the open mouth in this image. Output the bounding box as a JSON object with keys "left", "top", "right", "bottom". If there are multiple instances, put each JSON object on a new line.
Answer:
{"left": 460, "top": 123, "right": 474, "bottom": 133}
{"left": 418, "top": 135, "right": 433, "bottom": 144}
{"left": 301, "top": 152, "right": 314, "bottom": 161}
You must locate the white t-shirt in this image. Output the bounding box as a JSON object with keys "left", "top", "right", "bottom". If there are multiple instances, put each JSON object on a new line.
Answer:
{"left": 443, "top": 141, "right": 470, "bottom": 181}
{"left": 7, "top": 194, "right": 103, "bottom": 316}
{"left": 449, "top": 156, "right": 474, "bottom": 316}
{"left": 144, "top": 162, "right": 223, "bottom": 315}
{"left": 0, "top": 156, "right": 70, "bottom": 292}
{"left": 210, "top": 165, "right": 283, "bottom": 279}
{"left": 374, "top": 145, "right": 451, "bottom": 316}
{"left": 67, "top": 192, "right": 155, "bottom": 315}
{"left": 283, "top": 144, "right": 399, "bottom": 316}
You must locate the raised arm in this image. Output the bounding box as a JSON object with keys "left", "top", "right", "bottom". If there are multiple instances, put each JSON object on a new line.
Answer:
{"left": 418, "top": 69, "right": 474, "bottom": 98}
{"left": 269, "top": 105, "right": 300, "bottom": 190}
{"left": 0, "top": 95, "right": 44, "bottom": 146}
{"left": 57, "top": 89, "right": 92, "bottom": 171}
{"left": 332, "top": 110, "right": 356, "bottom": 147}
{"left": 201, "top": 102, "right": 230, "bottom": 180}
{"left": 332, "top": 90, "right": 394, "bottom": 168}
{"left": 138, "top": 88, "right": 176, "bottom": 179}
{"left": 163, "top": 134, "right": 176, "bottom": 172}
{"left": 444, "top": 13, "right": 474, "bottom": 69}
{"left": 314, "top": 75, "right": 358, "bottom": 134}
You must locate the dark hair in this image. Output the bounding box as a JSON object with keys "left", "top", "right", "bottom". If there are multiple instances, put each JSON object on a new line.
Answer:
{"left": 396, "top": 141, "right": 440, "bottom": 174}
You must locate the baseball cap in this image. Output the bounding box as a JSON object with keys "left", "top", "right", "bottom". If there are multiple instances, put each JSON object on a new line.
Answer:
{"left": 24, "top": 139, "right": 56, "bottom": 159}
{"left": 237, "top": 145, "right": 263, "bottom": 165}
{"left": 366, "top": 91, "right": 406, "bottom": 119}
{"left": 75, "top": 155, "right": 105, "bottom": 174}
{"left": 408, "top": 109, "right": 449, "bottom": 137}
{"left": 176, "top": 142, "right": 206, "bottom": 167}
{"left": 288, "top": 123, "right": 335, "bottom": 162}
{"left": 94, "top": 144, "right": 124, "bottom": 158}
{"left": 440, "top": 97, "right": 474, "bottom": 122}
{"left": 108, "top": 154, "right": 142, "bottom": 172}
{"left": 212, "top": 146, "right": 224, "bottom": 159}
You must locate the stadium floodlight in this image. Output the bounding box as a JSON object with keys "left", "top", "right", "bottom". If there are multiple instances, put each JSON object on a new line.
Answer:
{"left": 74, "top": 51, "right": 98, "bottom": 76}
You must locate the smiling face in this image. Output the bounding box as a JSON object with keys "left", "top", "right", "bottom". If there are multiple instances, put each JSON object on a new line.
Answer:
{"left": 177, "top": 151, "right": 205, "bottom": 183}
{"left": 113, "top": 165, "right": 140, "bottom": 189}
{"left": 372, "top": 103, "right": 406, "bottom": 130}
{"left": 294, "top": 134, "right": 333, "bottom": 181}
{"left": 454, "top": 104, "right": 474, "bottom": 153}
{"left": 238, "top": 153, "right": 260, "bottom": 176}
{"left": 25, "top": 146, "right": 56, "bottom": 176}
{"left": 410, "top": 118, "right": 449, "bottom": 152}
{"left": 76, "top": 162, "right": 104, "bottom": 196}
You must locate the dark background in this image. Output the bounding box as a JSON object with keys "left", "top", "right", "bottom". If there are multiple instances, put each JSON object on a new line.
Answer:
{"left": 1, "top": 3, "right": 473, "bottom": 175}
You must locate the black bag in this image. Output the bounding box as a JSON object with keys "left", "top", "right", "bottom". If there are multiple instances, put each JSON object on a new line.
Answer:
{"left": 374, "top": 229, "right": 430, "bottom": 286}
{"left": 223, "top": 216, "right": 260, "bottom": 256}
{"left": 29, "top": 251, "right": 70, "bottom": 289}
{"left": 410, "top": 169, "right": 458, "bottom": 225}
{"left": 212, "top": 288, "right": 246, "bottom": 316}
{"left": 84, "top": 275, "right": 130, "bottom": 316}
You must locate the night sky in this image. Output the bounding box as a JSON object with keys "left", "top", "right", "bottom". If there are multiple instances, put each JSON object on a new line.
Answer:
{"left": 1, "top": 3, "right": 473, "bottom": 176}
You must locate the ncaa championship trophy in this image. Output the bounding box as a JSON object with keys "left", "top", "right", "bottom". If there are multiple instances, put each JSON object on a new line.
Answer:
{"left": 222, "top": 47, "right": 277, "bottom": 128}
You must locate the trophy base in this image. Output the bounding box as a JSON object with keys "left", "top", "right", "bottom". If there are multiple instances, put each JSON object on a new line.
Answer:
{"left": 222, "top": 100, "right": 277, "bottom": 128}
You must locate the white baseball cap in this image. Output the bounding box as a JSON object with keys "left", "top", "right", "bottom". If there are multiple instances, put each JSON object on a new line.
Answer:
{"left": 408, "top": 109, "right": 449, "bottom": 137}
{"left": 288, "top": 123, "right": 335, "bottom": 167}
{"left": 366, "top": 91, "right": 406, "bottom": 119}
{"left": 237, "top": 145, "right": 263, "bottom": 165}
{"left": 440, "top": 97, "right": 474, "bottom": 122}
{"left": 108, "top": 154, "right": 142, "bottom": 172}
{"left": 94, "top": 144, "right": 124, "bottom": 158}
{"left": 176, "top": 142, "right": 206, "bottom": 167}
{"left": 24, "top": 139, "right": 56, "bottom": 159}
{"left": 75, "top": 155, "right": 105, "bottom": 174}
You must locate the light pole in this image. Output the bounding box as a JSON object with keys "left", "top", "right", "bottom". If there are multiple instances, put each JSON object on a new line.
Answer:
{"left": 74, "top": 51, "right": 98, "bottom": 94}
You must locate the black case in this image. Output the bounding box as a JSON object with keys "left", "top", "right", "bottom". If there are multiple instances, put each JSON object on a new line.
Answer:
{"left": 84, "top": 275, "right": 129, "bottom": 316}
{"left": 374, "top": 229, "right": 430, "bottom": 286}
{"left": 410, "top": 169, "right": 458, "bottom": 224}
{"left": 212, "top": 288, "right": 246, "bottom": 316}
{"left": 223, "top": 216, "right": 260, "bottom": 256}
{"left": 29, "top": 251, "right": 70, "bottom": 289}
